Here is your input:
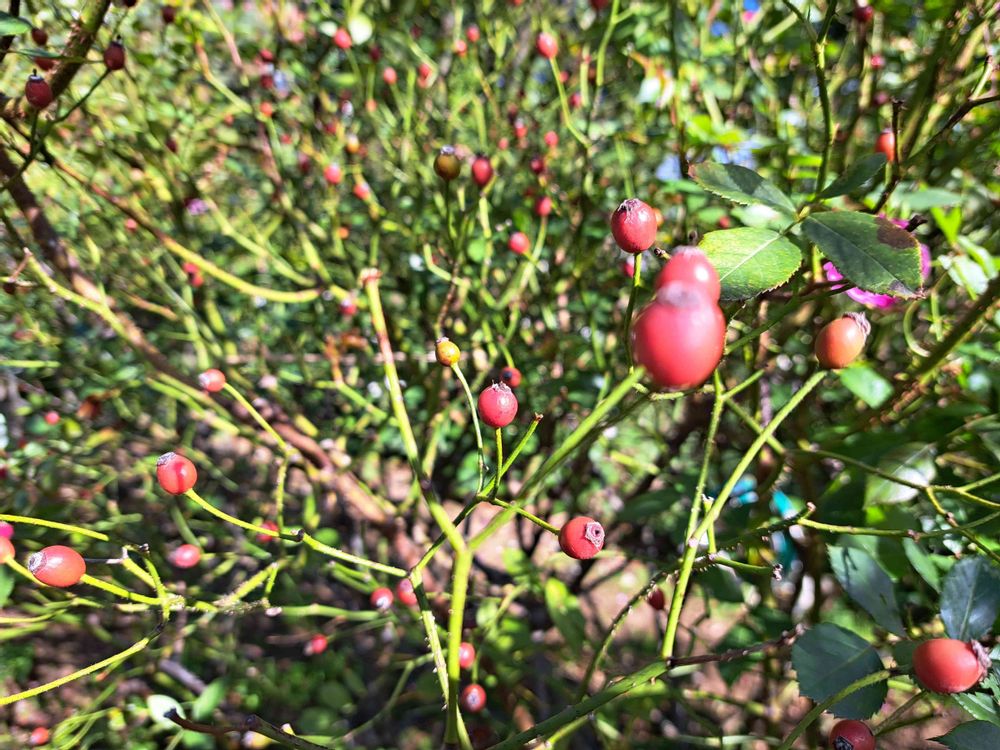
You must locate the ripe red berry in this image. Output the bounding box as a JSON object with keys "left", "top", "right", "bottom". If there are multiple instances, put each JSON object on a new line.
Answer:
{"left": 418, "top": 62, "right": 433, "bottom": 80}
{"left": 648, "top": 587, "right": 666, "bottom": 610}
{"left": 478, "top": 383, "right": 518, "bottom": 429}
{"left": 632, "top": 282, "right": 726, "bottom": 390}
{"left": 828, "top": 719, "right": 875, "bottom": 750}
{"left": 529, "top": 155, "right": 545, "bottom": 174}
{"left": 458, "top": 641, "right": 476, "bottom": 669}
{"left": 353, "top": 181, "right": 371, "bottom": 201}
{"left": 622, "top": 257, "right": 636, "bottom": 278}
{"left": 382, "top": 66, "right": 397, "bottom": 86}
{"left": 466, "top": 25, "right": 480, "bottom": 42}
{"left": 559, "top": 516, "right": 605, "bottom": 560}
{"left": 104, "top": 39, "right": 126, "bottom": 71}
{"left": 853, "top": 3, "right": 874, "bottom": 23}
{"left": 340, "top": 296, "right": 358, "bottom": 316}
{"left": 543, "top": 130, "right": 558, "bottom": 148}
{"left": 508, "top": 232, "right": 530, "bottom": 255}
{"left": 0, "top": 536, "right": 14, "bottom": 564}
{"left": 256, "top": 520, "right": 279, "bottom": 543}
{"left": 34, "top": 55, "right": 55, "bottom": 72}
{"left": 29, "top": 727, "right": 50, "bottom": 747}
{"left": 198, "top": 368, "right": 226, "bottom": 392}
{"left": 436, "top": 337, "right": 461, "bottom": 366}
{"left": 875, "top": 128, "right": 895, "bottom": 162}
{"left": 913, "top": 638, "right": 987, "bottom": 694}
{"left": 536, "top": 32, "right": 557, "bottom": 59}
{"left": 514, "top": 120, "right": 528, "bottom": 139}
{"left": 308, "top": 634, "right": 328, "bottom": 655}
{"left": 334, "top": 28, "right": 352, "bottom": 49}
{"left": 156, "top": 452, "right": 198, "bottom": 495}
{"left": 500, "top": 366, "right": 521, "bottom": 388}
{"left": 815, "top": 313, "right": 870, "bottom": 369}
{"left": 870, "top": 53, "right": 885, "bottom": 69}
{"left": 259, "top": 101, "right": 273, "bottom": 118}
{"left": 396, "top": 578, "right": 419, "bottom": 607}
{"left": 162, "top": 5, "right": 177, "bottom": 24}
{"left": 453, "top": 39, "right": 468, "bottom": 57}
{"left": 324, "top": 163, "right": 343, "bottom": 185}
{"left": 368, "top": 45, "right": 381, "bottom": 62}
{"left": 27, "top": 545, "right": 86, "bottom": 587}
{"left": 170, "top": 543, "right": 201, "bottom": 569}
{"left": 535, "top": 196, "right": 553, "bottom": 217}
{"left": 371, "top": 586, "right": 394, "bottom": 610}
{"left": 461, "top": 684, "right": 487, "bottom": 713}
{"left": 569, "top": 91, "right": 582, "bottom": 109}
{"left": 471, "top": 155, "right": 494, "bottom": 188}
{"left": 43, "top": 410, "right": 59, "bottom": 425}
{"left": 434, "top": 145, "right": 461, "bottom": 181}
{"left": 31, "top": 27, "right": 48, "bottom": 46}
{"left": 0, "top": 521, "right": 13, "bottom": 539}
{"left": 656, "top": 246, "right": 721, "bottom": 302}
{"left": 611, "top": 198, "right": 657, "bottom": 254}
{"left": 25, "top": 73, "right": 54, "bottom": 109}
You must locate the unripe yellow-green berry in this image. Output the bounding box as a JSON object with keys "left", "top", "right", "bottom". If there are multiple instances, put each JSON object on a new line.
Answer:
{"left": 435, "top": 337, "right": 460, "bottom": 366}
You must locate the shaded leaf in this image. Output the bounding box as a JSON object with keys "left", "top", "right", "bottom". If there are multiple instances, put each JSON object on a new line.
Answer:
{"left": 933, "top": 721, "right": 1000, "bottom": 750}
{"left": 689, "top": 162, "right": 797, "bottom": 216}
{"left": 940, "top": 557, "right": 1000, "bottom": 641}
{"left": 820, "top": 154, "right": 887, "bottom": 198}
{"left": 699, "top": 228, "right": 802, "bottom": 300}
{"left": 829, "top": 546, "right": 905, "bottom": 635}
{"left": 791, "top": 623, "right": 887, "bottom": 718}
{"left": 544, "top": 578, "right": 586, "bottom": 647}
{"left": 804, "top": 211, "right": 922, "bottom": 297}
{"left": 838, "top": 364, "right": 892, "bottom": 407}
{"left": 954, "top": 692, "right": 1000, "bottom": 728}
{"left": 864, "top": 443, "right": 936, "bottom": 506}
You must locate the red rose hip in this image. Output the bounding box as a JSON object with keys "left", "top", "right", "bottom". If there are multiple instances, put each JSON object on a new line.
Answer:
{"left": 536, "top": 32, "right": 557, "bottom": 59}
{"left": 875, "top": 129, "right": 895, "bottom": 162}
{"left": 478, "top": 383, "right": 518, "bottom": 428}
{"left": 508, "top": 231, "right": 530, "bottom": 256}
{"left": 559, "top": 516, "right": 605, "bottom": 560}
{"left": 0, "top": 536, "right": 14, "bottom": 564}
{"left": 611, "top": 198, "right": 657, "bottom": 254}
{"left": 815, "top": 313, "right": 869, "bottom": 369}
{"left": 500, "top": 366, "right": 521, "bottom": 388}
{"left": 632, "top": 282, "right": 726, "bottom": 390}
{"left": 458, "top": 641, "right": 476, "bottom": 669}
{"left": 461, "top": 684, "right": 487, "bottom": 713}
{"left": 913, "top": 638, "right": 987, "bottom": 694}
{"left": 25, "top": 73, "right": 54, "bottom": 109}
{"left": 647, "top": 587, "right": 666, "bottom": 610}
{"left": 104, "top": 39, "right": 126, "bottom": 71}
{"left": 28, "top": 545, "right": 86, "bottom": 587}
{"left": 828, "top": 719, "right": 875, "bottom": 750}
{"left": 156, "top": 452, "right": 198, "bottom": 494}
{"left": 471, "top": 155, "right": 494, "bottom": 188}
{"left": 396, "top": 577, "right": 419, "bottom": 607}
{"left": 656, "top": 246, "right": 721, "bottom": 302}
{"left": 371, "top": 586, "right": 394, "bottom": 610}
{"left": 170, "top": 543, "right": 201, "bottom": 568}
{"left": 198, "top": 368, "right": 226, "bottom": 392}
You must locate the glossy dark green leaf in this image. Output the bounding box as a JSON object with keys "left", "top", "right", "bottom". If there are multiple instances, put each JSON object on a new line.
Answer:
{"left": 933, "top": 721, "right": 1000, "bottom": 750}
{"left": 829, "top": 546, "right": 905, "bottom": 635}
{"left": 864, "top": 443, "right": 936, "bottom": 505}
{"left": 688, "top": 162, "right": 797, "bottom": 216}
{"left": 804, "top": 211, "right": 922, "bottom": 297}
{"left": 792, "top": 623, "right": 887, "bottom": 718}
{"left": 0, "top": 12, "right": 31, "bottom": 36}
{"left": 940, "top": 557, "right": 1000, "bottom": 641}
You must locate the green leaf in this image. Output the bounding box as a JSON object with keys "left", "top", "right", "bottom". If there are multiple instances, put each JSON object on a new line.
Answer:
{"left": 0, "top": 566, "right": 12, "bottom": 607}
{"left": 688, "top": 162, "right": 797, "bottom": 216}
{"left": 829, "top": 546, "right": 905, "bottom": 635}
{"left": 698, "top": 227, "right": 802, "bottom": 300}
{"left": 791, "top": 623, "right": 887, "bottom": 718}
{"left": 864, "top": 443, "right": 936, "bottom": 506}
{"left": 954, "top": 692, "right": 1000, "bottom": 728}
{"left": 346, "top": 13, "right": 373, "bottom": 44}
{"left": 897, "top": 188, "right": 963, "bottom": 211}
{"left": 902, "top": 538, "right": 943, "bottom": 592}
{"left": 940, "top": 557, "right": 1000, "bottom": 641}
{"left": 820, "top": 154, "right": 887, "bottom": 198}
{"left": 0, "top": 12, "right": 31, "bottom": 36}
{"left": 837, "top": 363, "right": 892, "bottom": 407}
{"left": 803, "top": 212, "right": 922, "bottom": 297}
{"left": 544, "top": 578, "right": 586, "bottom": 647}
{"left": 191, "top": 679, "right": 226, "bottom": 720}
{"left": 933, "top": 721, "right": 1000, "bottom": 750}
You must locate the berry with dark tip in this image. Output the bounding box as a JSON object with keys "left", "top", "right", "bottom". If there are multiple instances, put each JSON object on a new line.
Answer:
{"left": 500, "top": 366, "right": 521, "bottom": 388}
{"left": 460, "top": 684, "right": 487, "bottom": 713}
